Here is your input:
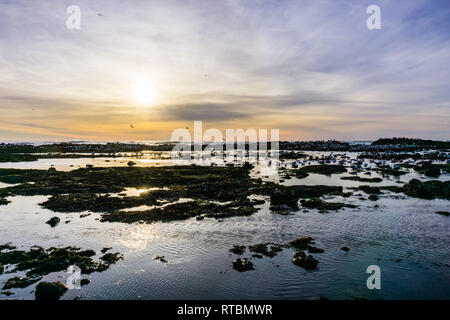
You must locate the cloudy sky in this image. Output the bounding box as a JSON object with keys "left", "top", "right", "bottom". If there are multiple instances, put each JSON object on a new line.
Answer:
{"left": 0, "top": 0, "right": 449, "bottom": 141}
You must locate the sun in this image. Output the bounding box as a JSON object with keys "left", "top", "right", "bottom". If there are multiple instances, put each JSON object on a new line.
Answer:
{"left": 132, "top": 81, "right": 157, "bottom": 106}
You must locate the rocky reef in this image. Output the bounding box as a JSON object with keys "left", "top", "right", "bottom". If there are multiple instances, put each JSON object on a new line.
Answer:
{"left": 230, "top": 236, "right": 324, "bottom": 272}
{"left": 0, "top": 244, "right": 122, "bottom": 298}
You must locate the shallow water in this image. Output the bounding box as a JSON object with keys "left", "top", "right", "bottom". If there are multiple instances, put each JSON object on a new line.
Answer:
{"left": 0, "top": 152, "right": 449, "bottom": 300}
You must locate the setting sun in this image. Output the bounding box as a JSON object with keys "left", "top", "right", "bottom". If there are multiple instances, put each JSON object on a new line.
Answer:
{"left": 132, "top": 81, "right": 157, "bottom": 106}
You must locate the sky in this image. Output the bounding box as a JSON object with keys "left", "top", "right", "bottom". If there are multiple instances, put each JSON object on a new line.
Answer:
{"left": 0, "top": 0, "right": 449, "bottom": 142}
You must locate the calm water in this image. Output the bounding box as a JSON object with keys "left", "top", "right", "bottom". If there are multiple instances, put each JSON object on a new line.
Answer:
{"left": 0, "top": 152, "right": 449, "bottom": 300}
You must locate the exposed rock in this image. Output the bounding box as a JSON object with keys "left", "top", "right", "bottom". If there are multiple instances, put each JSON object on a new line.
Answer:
{"left": 46, "top": 216, "right": 60, "bottom": 227}
{"left": 2, "top": 276, "right": 41, "bottom": 289}
{"left": 0, "top": 243, "right": 16, "bottom": 251}
{"left": 295, "top": 165, "right": 347, "bottom": 176}
{"left": 100, "top": 247, "right": 112, "bottom": 254}
{"left": 307, "top": 246, "right": 324, "bottom": 253}
{"left": 229, "top": 245, "right": 246, "bottom": 255}
{"left": 232, "top": 258, "right": 254, "bottom": 272}
{"left": 80, "top": 279, "right": 90, "bottom": 286}
{"left": 35, "top": 281, "right": 67, "bottom": 300}
{"left": 99, "top": 252, "right": 123, "bottom": 264}
{"left": 265, "top": 183, "right": 343, "bottom": 212}
{"left": 291, "top": 251, "right": 318, "bottom": 270}
{"left": 354, "top": 185, "right": 382, "bottom": 194}
{"left": 0, "top": 246, "right": 121, "bottom": 279}
{"left": 300, "top": 198, "right": 357, "bottom": 211}
{"left": 341, "top": 247, "right": 350, "bottom": 251}
{"left": 435, "top": 211, "right": 449, "bottom": 217}
{"left": 402, "top": 179, "right": 450, "bottom": 200}
{"left": 341, "top": 192, "right": 353, "bottom": 198}
{"left": 373, "top": 168, "right": 407, "bottom": 176}
{"left": 154, "top": 255, "right": 168, "bottom": 263}
{"left": 248, "top": 243, "right": 283, "bottom": 257}
{"left": 368, "top": 195, "right": 379, "bottom": 201}
{"left": 250, "top": 199, "right": 265, "bottom": 205}
{"left": 288, "top": 236, "right": 315, "bottom": 250}
{"left": 414, "top": 162, "right": 443, "bottom": 177}
{"left": 270, "top": 188, "right": 299, "bottom": 211}
{"left": 340, "top": 176, "right": 382, "bottom": 183}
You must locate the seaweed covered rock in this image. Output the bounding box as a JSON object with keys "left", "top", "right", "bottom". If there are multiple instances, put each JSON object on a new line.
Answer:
{"left": 373, "top": 168, "right": 407, "bottom": 176}
{"left": 300, "top": 198, "right": 357, "bottom": 211}
{"left": 229, "top": 236, "right": 323, "bottom": 272}
{"left": 295, "top": 165, "right": 346, "bottom": 176}
{"left": 232, "top": 258, "right": 254, "bottom": 272}
{"left": 42, "top": 193, "right": 157, "bottom": 213}
{"left": 0, "top": 246, "right": 121, "bottom": 280}
{"left": 288, "top": 236, "right": 315, "bottom": 250}
{"left": 270, "top": 188, "right": 299, "bottom": 210}
{"left": 154, "top": 255, "right": 168, "bottom": 263}
{"left": 414, "top": 162, "right": 443, "bottom": 177}
{"left": 100, "top": 252, "right": 123, "bottom": 264}
{"left": 0, "top": 153, "right": 38, "bottom": 163}
{"left": 229, "top": 245, "right": 246, "bottom": 255}
{"left": 80, "top": 279, "right": 90, "bottom": 286}
{"left": 352, "top": 185, "right": 382, "bottom": 194}
{"left": 46, "top": 216, "right": 60, "bottom": 227}
{"left": 103, "top": 199, "right": 257, "bottom": 224}
{"left": 0, "top": 198, "right": 10, "bottom": 206}
{"left": 263, "top": 183, "right": 343, "bottom": 212}
{"left": 35, "top": 281, "right": 67, "bottom": 300}
{"left": 291, "top": 251, "right": 318, "bottom": 270}
{"left": 2, "top": 276, "right": 41, "bottom": 289}
{"left": 402, "top": 179, "right": 450, "bottom": 200}
{"left": 248, "top": 243, "right": 283, "bottom": 257}
{"left": 340, "top": 176, "right": 382, "bottom": 183}
{"left": 0, "top": 243, "right": 16, "bottom": 251}
{"left": 307, "top": 246, "right": 324, "bottom": 253}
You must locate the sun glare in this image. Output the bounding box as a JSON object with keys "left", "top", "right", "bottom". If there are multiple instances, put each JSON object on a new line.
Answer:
{"left": 132, "top": 81, "right": 157, "bottom": 106}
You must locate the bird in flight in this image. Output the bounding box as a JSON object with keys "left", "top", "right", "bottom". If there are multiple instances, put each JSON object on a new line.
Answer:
{"left": 130, "top": 124, "right": 134, "bottom": 129}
